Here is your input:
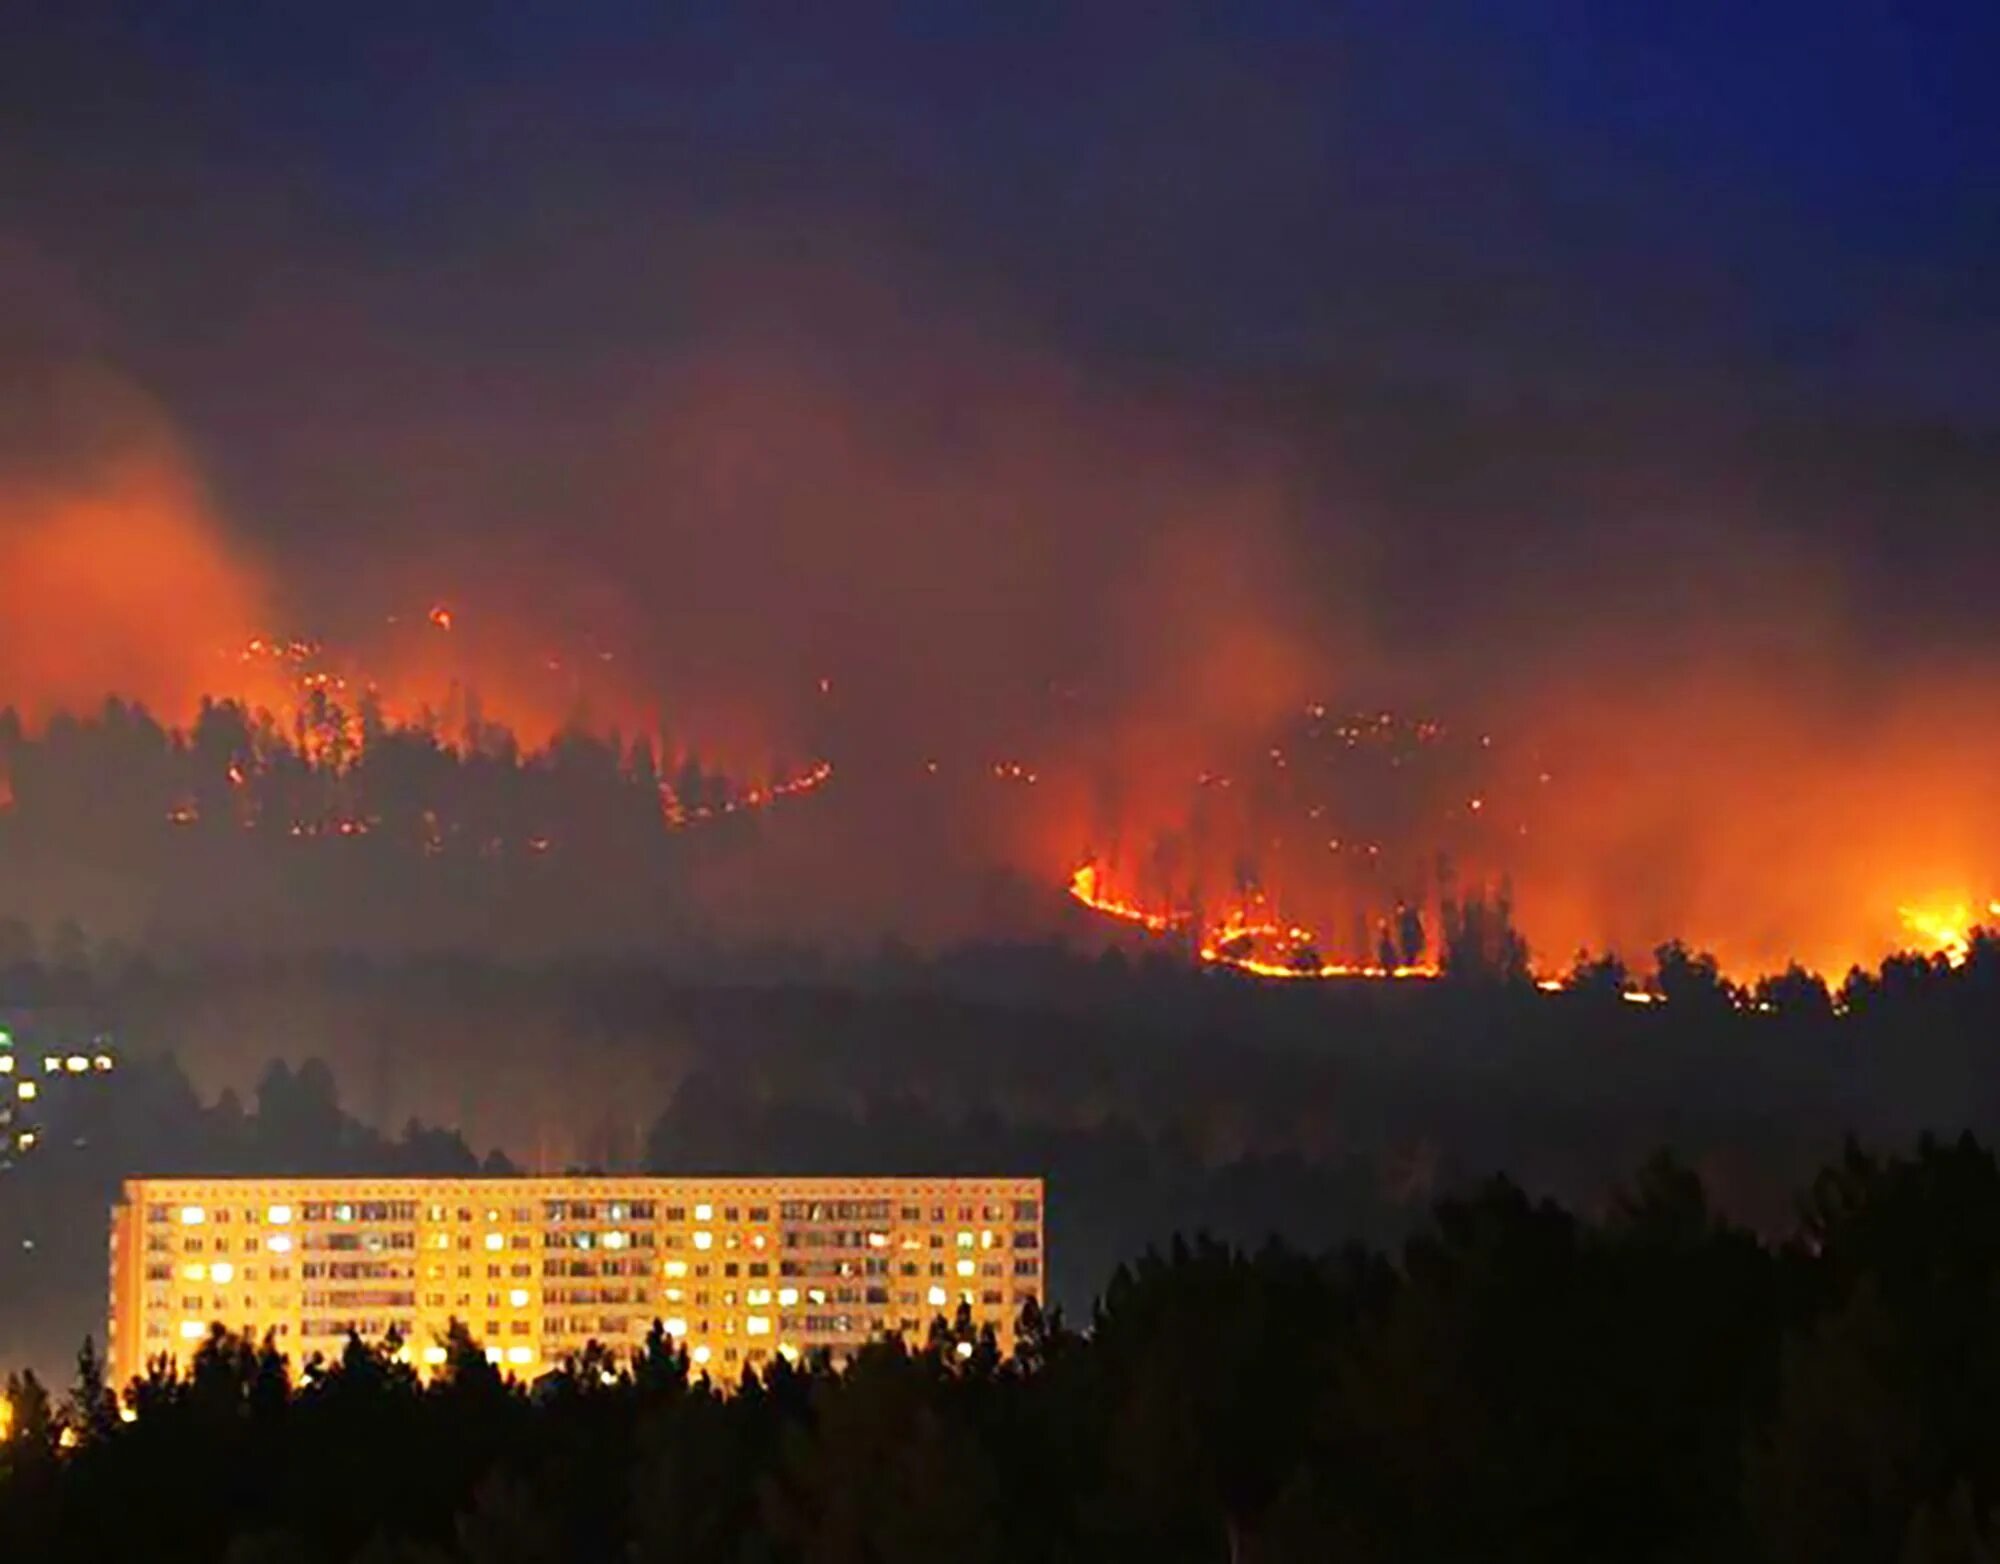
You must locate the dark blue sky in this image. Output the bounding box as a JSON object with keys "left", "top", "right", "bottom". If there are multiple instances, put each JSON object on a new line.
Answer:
{"left": 7, "top": 1, "right": 1996, "bottom": 414}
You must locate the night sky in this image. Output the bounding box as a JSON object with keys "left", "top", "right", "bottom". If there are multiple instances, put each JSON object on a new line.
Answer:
{"left": 7, "top": 4, "right": 1995, "bottom": 397}
{"left": 4, "top": 4, "right": 1999, "bottom": 676}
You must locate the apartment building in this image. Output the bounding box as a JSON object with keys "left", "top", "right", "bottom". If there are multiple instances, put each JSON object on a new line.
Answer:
{"left": 108, "top": 1175, "right": 1044, "bottom": 1385}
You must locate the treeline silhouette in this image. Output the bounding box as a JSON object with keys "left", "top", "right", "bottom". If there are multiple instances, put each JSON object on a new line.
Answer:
{"left": 0, "top": 697, "right": 768, "bottom": 848}
{"left": 11, "top": 1138, "right": 2000, "bottom": 1561}
{"left": 0, "top": 698, "right": 796, "bottom": 953}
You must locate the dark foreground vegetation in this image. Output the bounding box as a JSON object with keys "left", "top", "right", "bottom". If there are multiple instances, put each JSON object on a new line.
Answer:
{"left": 10, "top": 1137, "right": 2000, "bottom": 1563}
{"left": 10, "top": 931, "right": 2000, "bottom": 1387}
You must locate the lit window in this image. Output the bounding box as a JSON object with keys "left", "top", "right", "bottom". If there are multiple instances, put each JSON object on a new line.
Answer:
{"left": 179, "top": 1206, "right": 206, "bottom": 1226}
{"left": 266, "top": 1235, "right": 293, "bottom": 1254}
{"left": 178, "top": 1320, "right": 205, "bottom": 1340}
{"left": 955, "top": 1341, "right": 974, "bottom": 1360}
{"left": 267, "top": 1205, "right": 292, "bottom": 1225}
{"left": 956, "top": 1232, "right": 974, "bottom": 1248}
{"left": 0, "top": 1057, "right": 12, "bottom": 1074}
{"left": 980, "top": 1230, "right": 996, "bottom": 1249}
{"left": 746, "top": 1288, "right": 772, "bottom": 1306}
{"left": 92, "top": 1055, "right": 113, "bottom": 1072}
{"left": 484, "top": 1347, "right": 504, "bottom": 1364}
{"left": 777, "top": 1287, "right": 799, "bottom": 1306}
{"left": 484, "top": 1233, "right": 504, "bottom": 1252}
{"left": 210, "top": 1262, "right": 235, "bottom": 1285}
{"left": 745, "top": 1316, "right": 771, "bottom": 1336}
{"left": 691, "top": 1345, "right": 711, "bottom": 1366}
{"left": 422, "top": 1346, "right": 449, "bottom": 1366}
{"left": 65, "top": 1055, "right": 87, "bottom": 1073}
{"left": 16, "top": 1081, "right": 36, "bottom": 1101}
{"left": 663, "top": 1317, "right": 688, "bottom": 1337}
{"left": 956, "top": 1259, "right": 976, "bottom": 1278}
{"left": 692, "top": 1231, "right": 713, "bottom": 1251}
{"left": 507, "top": 1346, "right": 533, "bottom": 1366}
{"left": 181, "top": 1263, "right": 206, "bottom": 1282}
{"left": 603, "top": 1231, "right": 627, "bottom": 1250}
{"left": 693, "top": 1203, "right": 713, "bottom": 1222}
{"left": 926, "top": 1285, "right": 948, "bottom": 1308}
{"left": 509, "top": 1288, "right": 529, "bottom": 1308}
{"left": 662, "top": 1259, "right": 687, "bottom": 1278}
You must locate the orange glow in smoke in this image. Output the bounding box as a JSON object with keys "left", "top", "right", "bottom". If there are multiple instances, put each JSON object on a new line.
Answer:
{"left": 0, "top": 448, "right": 270, "bottom": 725}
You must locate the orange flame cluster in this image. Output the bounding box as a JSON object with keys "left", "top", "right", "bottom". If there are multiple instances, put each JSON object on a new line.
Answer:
{"left": 1067, "top": 861, "right": 1441, "bottom": 982}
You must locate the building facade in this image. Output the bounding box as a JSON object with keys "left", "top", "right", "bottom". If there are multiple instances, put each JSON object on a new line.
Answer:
{"left": 109, "top": 1175, "right": 1044, "bottom": 1385}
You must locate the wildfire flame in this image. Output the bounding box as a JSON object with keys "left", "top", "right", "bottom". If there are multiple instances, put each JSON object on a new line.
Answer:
{"left": 1066, "top": 862, "right": 1187, "bottom": 936}
{"left": 1897, "top": 901, "right": 2000, "bottom": 968}
{"left": 1072, "top": 863, "right": 1998, "bottom": 989}
{"left": 1066, "top": 860, "right": 1440, "bottom": 981}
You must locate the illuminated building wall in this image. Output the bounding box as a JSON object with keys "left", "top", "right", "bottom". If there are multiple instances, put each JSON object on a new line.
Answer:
{"left": 108, "top": 1176, "right": 1044, "bottom": 1385}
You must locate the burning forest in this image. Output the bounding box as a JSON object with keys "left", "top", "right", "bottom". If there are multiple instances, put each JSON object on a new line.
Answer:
{"left": 3, "top": 281, "right": 1998, "bottom": 983}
